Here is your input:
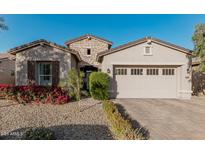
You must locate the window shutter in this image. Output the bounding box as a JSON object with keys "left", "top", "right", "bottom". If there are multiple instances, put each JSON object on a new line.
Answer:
{"left": 27, "top": 61, "right": 36, "bottom": 85}
{"left": 52, "top": 61, "right": 60, "bottom": 86}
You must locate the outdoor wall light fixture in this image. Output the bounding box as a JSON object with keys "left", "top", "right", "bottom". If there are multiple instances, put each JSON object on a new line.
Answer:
{"left": 107, "top": 68, "right": 111, "bottom": 73}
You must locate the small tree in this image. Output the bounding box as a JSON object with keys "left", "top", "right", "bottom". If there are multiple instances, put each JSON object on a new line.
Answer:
{"left": 60, "top": 69, "right": 84, "bottom": 101}
{"left": 192, "top": 24, "right": 205, "bottom": 72}
{"left": 0, "top": 17, "right": 8, "bottom": 31}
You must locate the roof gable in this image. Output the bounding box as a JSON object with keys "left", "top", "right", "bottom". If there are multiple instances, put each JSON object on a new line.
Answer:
{"left": 0, "top": 53, "right": 15, "bottom": 60}
{"left": 65, "top": 34, "right": 113, "bottom": 46}
{"left": 8, "top": 39, "right": 81, "bottom": 61}
{"left": 97, "top": 37, "right": 192, "bottom": 62}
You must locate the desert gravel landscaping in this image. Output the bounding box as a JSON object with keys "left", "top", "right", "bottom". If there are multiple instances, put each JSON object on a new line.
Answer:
{"left": 0, "top": 98, "right": 113, "bottom": 140}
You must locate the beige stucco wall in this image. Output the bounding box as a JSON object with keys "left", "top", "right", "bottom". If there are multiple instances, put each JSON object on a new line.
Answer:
{"left": 0, "top": 58, "right": 15, "bottom": 84}
{"left": 15, "top": 45, "right": 72, "bottom": 85}
{"left": 69, "top": 37, "right": 109, "bottom": 67}
{"left": 71, "top": 54, "right": 78, "bottom": 69}
{"left": 101, "top": 42, "right": 192, "bottom": 99}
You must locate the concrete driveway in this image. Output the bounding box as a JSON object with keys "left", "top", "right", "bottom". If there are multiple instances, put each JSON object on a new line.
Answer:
{"left": 114, "top": 97, "right": 205, "bottom": 140}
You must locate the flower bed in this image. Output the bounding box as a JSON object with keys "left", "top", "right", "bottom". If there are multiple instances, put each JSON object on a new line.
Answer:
{"left": 0, "top": 84, "right": 70, "bottom": 104}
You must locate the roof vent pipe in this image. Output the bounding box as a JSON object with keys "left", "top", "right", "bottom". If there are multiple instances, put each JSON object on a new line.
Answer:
{"left": 147, "top": 37, "right": 152, "bottom": 44}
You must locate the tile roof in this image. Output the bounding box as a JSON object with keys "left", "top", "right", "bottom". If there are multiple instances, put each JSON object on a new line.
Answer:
{"left": 8, "top": 39, "right": 81, "bottom": 61}
{"left": 65, "top": 34, "right": 113, "bottom": 45}
{"left": 192, "top": 57, "right": 205, "bottom": 66}
{"left": 97, "top": 37, "right": 192, "bottom": 61}
{"left": 0, "top": 53, "right": 15, "bottom": 60}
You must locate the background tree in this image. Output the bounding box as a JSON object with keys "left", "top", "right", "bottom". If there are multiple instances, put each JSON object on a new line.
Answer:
{"left": 192, "top": 24, "right": 205, "bottom": 72}
{"left": 0, "top": 17, "right": 8, "bottom": 31}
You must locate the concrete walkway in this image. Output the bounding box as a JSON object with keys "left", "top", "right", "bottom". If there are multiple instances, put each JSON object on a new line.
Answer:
{"left": 114, "top": 97, "right": 205, "bottom": 140}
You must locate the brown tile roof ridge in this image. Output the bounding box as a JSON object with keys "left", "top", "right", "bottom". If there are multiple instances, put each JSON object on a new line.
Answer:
{"left": 96, "top": 36, "right": 192, "bottom": 62}
{"left": 0, "top": 53, "right": 15, "bottom": 60}
{"left": 65, "top": 34, "right": 113, "bottom": 45}
{"left": 7, "top": 39, "right": 81, "bottom": 61}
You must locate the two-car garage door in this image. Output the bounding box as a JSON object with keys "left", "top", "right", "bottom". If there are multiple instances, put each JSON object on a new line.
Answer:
{"left": 114, "top": 66, "right": 177, "bottom": 98}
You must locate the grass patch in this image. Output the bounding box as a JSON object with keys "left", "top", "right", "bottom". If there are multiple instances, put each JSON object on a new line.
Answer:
{"left": 103, "top": 100, "right": 149, "bottom": 140}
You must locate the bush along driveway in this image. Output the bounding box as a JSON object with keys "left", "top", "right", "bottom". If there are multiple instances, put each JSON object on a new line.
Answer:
{"left": 115, "top": 97, "right": 205, "bottom": 140}
{"left": 103, "top": 101, "right": 149, "bottom": 140}
{"left": 89, "top": 72, "right": 149, "bottom": 140}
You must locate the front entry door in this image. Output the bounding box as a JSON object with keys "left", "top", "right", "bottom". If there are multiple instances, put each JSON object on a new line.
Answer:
{"left": 80, "top": 66, "right": 98, "bottom": 90}
{"left": 85, "top": 70, "right": 92, "bottom": 90}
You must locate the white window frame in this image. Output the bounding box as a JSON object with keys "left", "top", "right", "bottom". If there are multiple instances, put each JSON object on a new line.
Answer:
{"left": 131, "top": 68, "right": 143, "bottom": 75}
{"left": 162, "top": 68, "right": 175, "bottom": 75}
{"left": 146, "top": 68, "right": 159, "bottom": 75}
{"left": 38, "top": 62, "right": 52, "bottom": 86}
{"left": 115, "top": 68, "right": 127, "bottom": 75}
{"left": 143, "top": 45, "right": 153, "bottom": 56}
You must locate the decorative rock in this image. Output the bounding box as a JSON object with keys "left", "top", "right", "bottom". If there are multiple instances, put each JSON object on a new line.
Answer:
{"left": 0, "top": 98, "right": 113, "bottom": 140}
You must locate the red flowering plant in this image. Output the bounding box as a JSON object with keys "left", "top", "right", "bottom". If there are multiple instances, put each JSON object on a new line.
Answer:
{"left": 0, "top": 84, "right": 13, "bottom": 98}
{"left": 0, "top": 84, "right": 70, "bottom": 104}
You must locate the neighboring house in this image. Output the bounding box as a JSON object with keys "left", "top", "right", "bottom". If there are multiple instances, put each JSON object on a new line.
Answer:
{"left": 191, "top": 57, "right": 205, "bottom": 95}
{"left": 0, "top": 35, "right": 192, "bottom": 99}
{"left": 0, "top": 53, "right": 15, "bottom": 84}
{"left": 192, "top": 57, "right": 205, "bottom": 70}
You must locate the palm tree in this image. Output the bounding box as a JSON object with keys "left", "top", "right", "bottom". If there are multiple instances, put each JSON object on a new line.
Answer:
{"left": 0, "top": 17, "right": 8, "bottom": 31}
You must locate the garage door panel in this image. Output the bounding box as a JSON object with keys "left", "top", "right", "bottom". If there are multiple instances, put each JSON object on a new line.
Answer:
{"left": 114, "top": 66, "right": 177, "bottom": 98}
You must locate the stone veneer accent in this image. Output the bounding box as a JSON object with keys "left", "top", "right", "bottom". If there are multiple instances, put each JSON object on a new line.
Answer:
{"left": 68, "top": 37, "right": 109, "bottom": 67}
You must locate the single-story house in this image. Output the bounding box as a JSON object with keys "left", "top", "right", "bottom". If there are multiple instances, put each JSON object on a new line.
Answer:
{"left": 0, "top": 35, "right": 192, "bottom": 99}
{"left": 192, "top": 57, "right": 205, "bottom": 70}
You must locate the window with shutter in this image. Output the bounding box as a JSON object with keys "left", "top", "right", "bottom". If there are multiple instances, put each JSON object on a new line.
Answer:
{"left": 52, "top": 61, "right": 60, "bottom": 86}
{"left": 38, "top": 62, "right": 52, "bottom": 86}
{"left": 27, "top": 61, "right": 36, "bottom": 85}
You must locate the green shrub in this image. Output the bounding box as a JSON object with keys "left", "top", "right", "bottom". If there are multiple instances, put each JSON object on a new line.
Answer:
{"left": 89, "top": 72, "right": 109, "bottom": 100}
{"left": 59, "top": 69, "right": 84, "bottom": 101}
{"left": 21, "top": 128, "right": 56, "bottom": 140}
{"left": 103, "top": 101, "right": 147, "bottom": 140}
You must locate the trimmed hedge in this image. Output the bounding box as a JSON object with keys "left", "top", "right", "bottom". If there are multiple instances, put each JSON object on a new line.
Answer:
{"left": 103, "top": 101, "right": 147, "bottom": 140}
{"left": 21, "top": 128, "right": 56, "bottom": 140}
{"left": 89, "top": 72, "right": 109, "bottom": 100}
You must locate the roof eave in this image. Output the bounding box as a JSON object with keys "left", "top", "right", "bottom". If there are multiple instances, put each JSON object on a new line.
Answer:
{"left": 65, "top": 34, "right": 113, "bottom": 46}
{"left": 97, "top": 37, "right": 192, "bottom": 62}
{"left": 8, "top": 40, "right": 82, "bottom": 61}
